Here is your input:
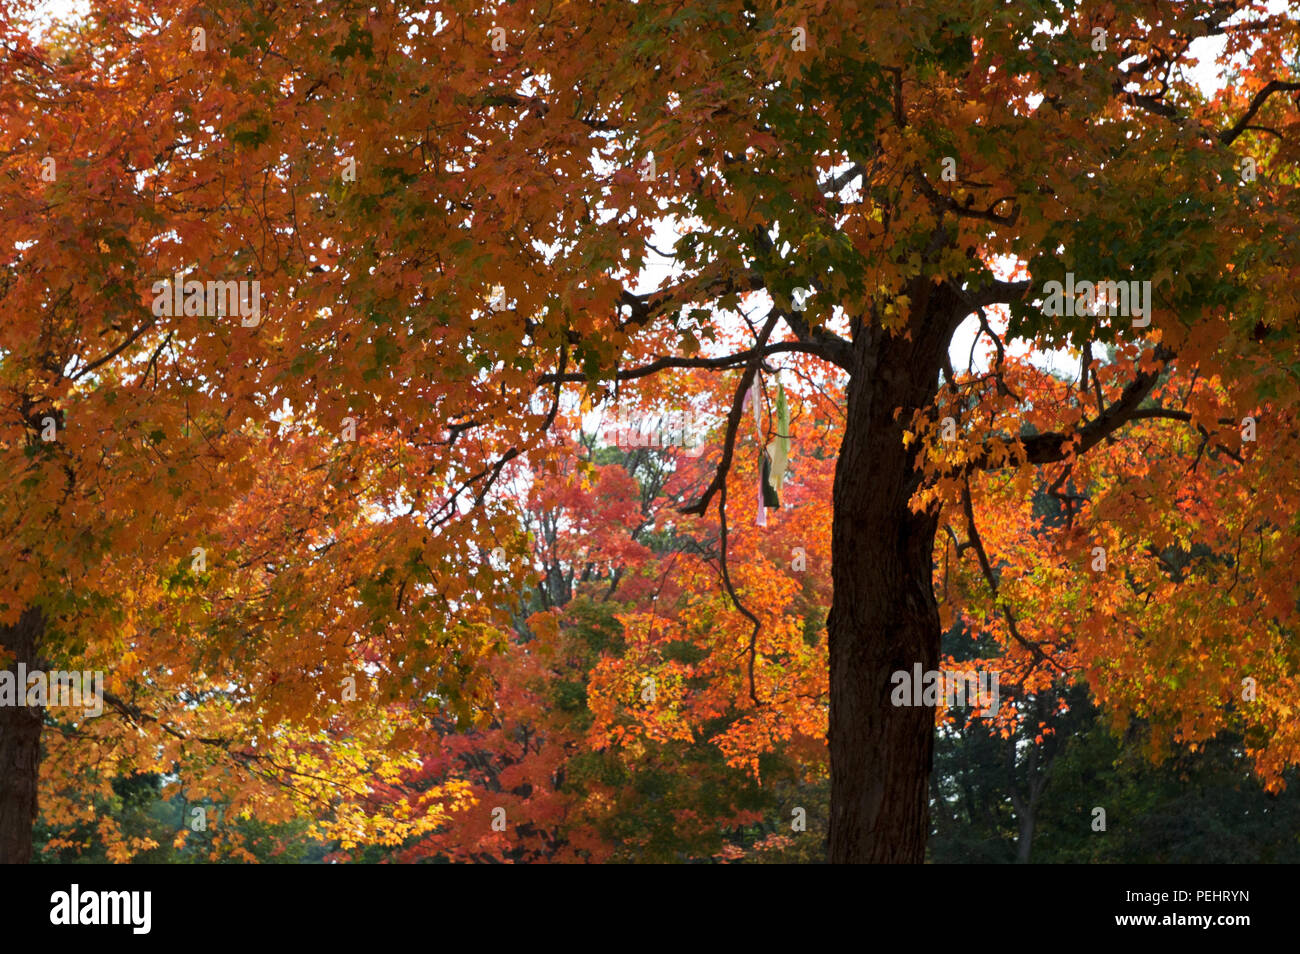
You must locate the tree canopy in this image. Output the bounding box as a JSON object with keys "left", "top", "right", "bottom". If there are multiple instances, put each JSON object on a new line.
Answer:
{"left": 2, "top": 0, "right": 1300, "bottom": 863}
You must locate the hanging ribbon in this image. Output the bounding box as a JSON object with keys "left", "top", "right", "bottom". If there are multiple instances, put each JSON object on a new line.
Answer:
{"left": 765, "top": 380, "right": 790, "bottom": 506}
{"left": 750, "top": 373, "right": 766, "bottom": 526}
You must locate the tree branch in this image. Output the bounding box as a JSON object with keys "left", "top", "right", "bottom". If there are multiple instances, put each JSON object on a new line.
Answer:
{"left": 681, "top": 314, "right": 781, "bottom": 517}
{"left": 964, "top": 346, "right": 1175, "bottom": 472}
{"left": 536, "top": 340, "right": 833, "bottom": 385}
{"left": 1220, "top": 80, "right": 1300, "bottom": 145}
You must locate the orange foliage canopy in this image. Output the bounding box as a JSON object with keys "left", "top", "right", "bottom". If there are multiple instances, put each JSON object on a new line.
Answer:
{"left": 2, "top": 0, "right": 1299, "bottom": 861}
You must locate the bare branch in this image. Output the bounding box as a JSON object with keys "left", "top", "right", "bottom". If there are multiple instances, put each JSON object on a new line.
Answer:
{"left": 961, "top": 480, "right": 1069, "bottom": 676}
{"left": 681, "top": 313, "right": 781, "bottom": 517}
{"left": 537, "top": 340, "right": 835, "bottom": 385}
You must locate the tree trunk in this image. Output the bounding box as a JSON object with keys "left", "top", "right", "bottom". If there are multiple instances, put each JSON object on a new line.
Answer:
{"left": 1016, "top": 813, "right": 1036, "bottom": 864}
{"left": 0, "top": 607, "right": 44, "bottom": 864}
{"left": 827, "top": 295, "right": 957, "bottom": 863}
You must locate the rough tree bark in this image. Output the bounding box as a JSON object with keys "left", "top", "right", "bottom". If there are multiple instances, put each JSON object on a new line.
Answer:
{"left": 827, "top": 289, "right": 962, "bottom": 863}
{"left": 0, "top": 607, "right": 45, "bottom": 864}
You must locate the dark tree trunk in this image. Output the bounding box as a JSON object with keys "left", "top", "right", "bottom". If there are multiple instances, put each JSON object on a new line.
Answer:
{"left": 1016, "top": 813, "right": 1036, "bottom": 864}
{"left": 827, "top": 292, "right": 959, "bottom": 863}
{"left": 0, "top": 607, "right": 44, "bottom": 864}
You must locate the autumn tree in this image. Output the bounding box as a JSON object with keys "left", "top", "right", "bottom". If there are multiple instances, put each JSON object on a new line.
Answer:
{"left": 5, "top": 0, "right": 1300, "bottom": 865}
{"left": 268, "top": 0, "right": 1300, "bottom": 862}
{"left": 0, "top": 1, "right": 518, "bottom": 861}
